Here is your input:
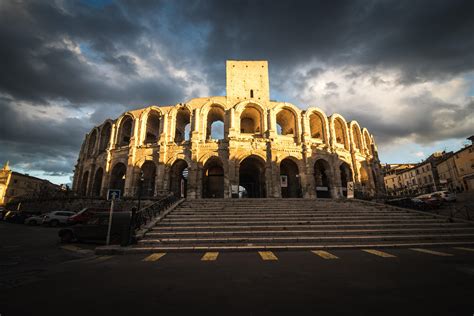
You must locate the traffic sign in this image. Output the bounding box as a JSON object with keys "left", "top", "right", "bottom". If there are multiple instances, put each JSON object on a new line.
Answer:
{"left": 107, "top": 189, "right": 121, "bottom": 201}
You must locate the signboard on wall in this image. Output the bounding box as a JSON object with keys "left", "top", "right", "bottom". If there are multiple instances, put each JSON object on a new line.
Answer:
{"left": 107, "top": 189, "right": 121, "bottom": 201}
{"left": 347, "top": 181, "right": 354, "bottom": 199}
{"left": 280, "top": 175, "right": 288, "bottom": 187}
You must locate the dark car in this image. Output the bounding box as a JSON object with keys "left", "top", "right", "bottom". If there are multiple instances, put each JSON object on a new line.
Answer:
{"left": 67, "top": 207, "right": 122, "bottom": 225}
{"left": 3, "top": 210, "right": 38, "bottom": 224}
{"left": 58, "top": 212, "right": 131, "bottom": 244}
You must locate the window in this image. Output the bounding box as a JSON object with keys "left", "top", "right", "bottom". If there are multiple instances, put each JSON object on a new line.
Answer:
{"left": 250, "top": 90, "right": 254, "bottom": 98}
{"left": 428, "top": 175, "right": 432, "bottom": 182}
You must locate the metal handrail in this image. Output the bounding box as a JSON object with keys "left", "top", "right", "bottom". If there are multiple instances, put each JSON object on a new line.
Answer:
{"left": 131, "top": 193, "right": 180, "bottom": 233}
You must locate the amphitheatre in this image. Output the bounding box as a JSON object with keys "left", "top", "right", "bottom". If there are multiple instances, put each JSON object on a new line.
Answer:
{"left": 73, "top": 60, "right": 384, "bottom": 200}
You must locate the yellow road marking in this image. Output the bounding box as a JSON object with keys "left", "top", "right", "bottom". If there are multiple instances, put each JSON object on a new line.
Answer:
{"left": 410, "top": 248, "right": 453, "bottom": 257}
{"left": 259, "top": 251, "right": 278, "bottom": 261}
{"left": 143, "top": 253, "right": 166, "bottom": 262}
{"left": 201, "top": 252, "right": 219, "bottom": 261}
{"left": 88, "top": 256, "right": 113, "bottom": 263}
{"left": 362, "top": 249, "right": 396, "bottom": 258}
{"left": 453, "top": 247, "right": 474, "bottom": 252}
{"left": 311, "top": 250, "right": 339, "bottom": 259}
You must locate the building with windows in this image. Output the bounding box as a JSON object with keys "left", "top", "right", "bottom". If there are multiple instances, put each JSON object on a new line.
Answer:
{"left": 0, "top": 162, "right": 60, "bottom": 206}
{"left": 73, "top": 61, "right": 384, "bottom": 199}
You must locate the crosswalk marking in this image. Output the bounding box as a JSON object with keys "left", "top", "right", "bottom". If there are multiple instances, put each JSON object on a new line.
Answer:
{"left": 453, "top": 247, "right": 474, "bottom": 252}
{"left": 143, "top": 253, "right": 166, "bottom": 262}
{"left": 362, "top": 249, "right": 396, "bottom": 258}
{"left": 410, "top": 248, "right": 453, "bottom": 257}
{"left": 311, "top": 250, "right": 339, "bottom": 259}
{"left": 201, "top": 252, "right": 219, "bottom": 261}
{"left": 88, "top": 256, "right": 113, "bottom": 263}
{"left": 259, "top": 251, "right": 278, "bottom": 261}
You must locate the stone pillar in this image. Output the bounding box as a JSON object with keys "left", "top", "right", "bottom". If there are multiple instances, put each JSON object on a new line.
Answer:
{"left": 191, "top": 108, "right": 200, "bottom": 141}
{"left": 301, "top": 114, "right": 310, "bottom": 143}
{"left": 331, "top": 161, "right": 342, "bottom": 198}
{"left": 267, "top": 108, "right": 277, "bottom": 139}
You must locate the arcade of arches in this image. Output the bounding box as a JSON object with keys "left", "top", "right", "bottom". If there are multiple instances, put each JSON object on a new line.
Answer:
{"left": 74, "top": 60, "right": 384, "bottom": 199}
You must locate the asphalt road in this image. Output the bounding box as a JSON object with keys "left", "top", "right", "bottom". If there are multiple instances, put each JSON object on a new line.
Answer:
{"left": 1, "top": 222, "right": 473, "bottom": 316}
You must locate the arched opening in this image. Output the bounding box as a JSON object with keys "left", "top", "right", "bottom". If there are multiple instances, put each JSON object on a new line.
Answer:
{"left": 240, "top": 105, "right": 262, "bottom": 134}
{"left": 314, "top": 159, "right": 332, "bottom": 198}
{"left": 334, "top": 118, "right": 347, "bottom": 149}
{"left": 309, "top": 112, "right": 325, "bottom": 140}
{"left": 202, "top": 157, "right": 224, "bottom": 198}
{"left": 87, "top": 130, "right": 97, "bottom": 157}
{"left": 239, "top": 156, "right": 266, "bottom": 198}
{"left": 141, "top": 161, "right": 156, "bottom": 197}
{"left": 280, "top": 158, "right": 301, "bottom": 198}
{"left": 92, "top": 168, "right": 103, "bottom": 197}
{"left": 175, "top": 108, "right": 191, "bottom": 143}
{"left": 340, "top": 162, "right": 353, "bottom": 197}
{"left": 81, "top": 171, "right": 89, "bottom": 196}
{"left": 170, "top": 159, "right": 188, "bottom": 198}
{"left": 118, "top": 116, "right": 133, "bottom": 146}
{"left": 364, "top": 131, "right": 373, "bottom": 155}
{"left": 276, "top": 108, "right": 296, "bottom": 136}
{"left": 352, "top": 125, "right": 362, "bottom": 151}
{"left": 99, "top": 123, "right": 111, "bottom": 153}
{"left": 206, "top": 106, "right": 225, "bottom": 140}
{"left": 144, "top": 111, "right": 161, "bottom": 144}
{"left": 110, "top": 163, "right": 127, "bottom": 194}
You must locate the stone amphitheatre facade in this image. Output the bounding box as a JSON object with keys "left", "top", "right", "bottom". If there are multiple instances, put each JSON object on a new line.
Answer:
{"left": 73, "top": 61, "right": 384, "bottom": 200}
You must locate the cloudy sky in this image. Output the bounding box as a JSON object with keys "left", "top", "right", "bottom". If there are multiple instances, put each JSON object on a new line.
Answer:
{"left": 1, "top": 0, "right": 473, "bottom": 185}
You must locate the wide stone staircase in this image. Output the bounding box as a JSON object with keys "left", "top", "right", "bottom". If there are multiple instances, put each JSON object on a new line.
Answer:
{"left": 130, "top": 198, "right": 474, "bottom": 252}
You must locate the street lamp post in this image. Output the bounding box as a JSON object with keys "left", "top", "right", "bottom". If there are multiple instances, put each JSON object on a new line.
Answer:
{"left": 137, "top": 171, "right": 144, "bottom": 212}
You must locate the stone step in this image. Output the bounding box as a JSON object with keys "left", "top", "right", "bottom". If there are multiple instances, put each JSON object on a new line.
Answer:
{"left": 145, "top": 227, "right": 474, "bottom": 238}
{"left": 140, "top": 233, "right": 474, "bottom": 245}
{"left": 157, "top": 218, "right": 445, "bottom": 226}
{"left": 167, "top": 212, "right": 413, "bottom": 219}
{"left": 171, "top": 210, "right": 406, "bottom": 215}
{"left": 152, "top": 222, "right": 465, "bottom": 232}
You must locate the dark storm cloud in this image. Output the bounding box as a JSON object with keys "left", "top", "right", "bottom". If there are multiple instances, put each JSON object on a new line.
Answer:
{"left": 0, "top": 0, "right": 473, "bottom": 178}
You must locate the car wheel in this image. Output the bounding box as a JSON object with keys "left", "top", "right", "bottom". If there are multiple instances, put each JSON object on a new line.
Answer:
{"left": 50, "top": 220, "right": 59, "bottom": 227}
{"left": 60, "top": 231, "right": 74, "bottom": 243}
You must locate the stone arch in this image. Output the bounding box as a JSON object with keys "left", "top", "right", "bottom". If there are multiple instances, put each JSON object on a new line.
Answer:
{"left": 313, "top": 159, "right": 333, "bottom": 198}
{"left": 349, "top": 121, "right": 363, "bottom": 151}
{"left": 140, "top": 160, "right": 157, "bottom": 197}
{"left": 142, "top": 109, "right": 162, "bottom": 144}
{"left": 116, "top": 114, "right": 134, "bottom": 146}
{"left": 306, "top": 107, "right": 330, "bottom": 143}
{"left": 330, "top": 114, "right": 349, "bottom": 150}
{"left": 359, "top": 165, "right": 370, "bottom": 187}
{"left": 339, "top": 162, "right": 353, "bottom": 197}
{"left": 99, "top": 122, "right": 112, "bottom": 153}
{"left": 238, "top": 155, "right": 267, "bottom": 198}
{"left": 169, "top": 159, "right": 189, "bottom": 197}
{"left": 174, "top": 107, "right": 191, "bottom": 143}
{"left": 86, "top": 129, "right": 98, "bottom": 157}
{"left": 80, "top": 171, "right": 89, "bottom": 196}
{"left": 206, "top": 104, "right": 225, "bottom": 140}
{"left": 276, "top": 107, "right": 297, "bottom": 136}
{"left": 280, "top": 157, "right": 301, "bottom": 198}
{"left": 109, "top": 162, "right": 127, "bottom": 194}
{"left": 202, "top": 156, "right": 225, "bottom": 198}
{"left": 239, "top": 104, "right": 264, "bottom": 134}
{"left": 92, "top": 167, "right": 103, "bottom": 197}
{"left": 362, "top": 128, "right": 373, "bottom": 155}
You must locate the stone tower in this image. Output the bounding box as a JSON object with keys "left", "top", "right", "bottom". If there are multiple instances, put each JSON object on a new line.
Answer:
{"left": 226, "top": 60, "right": 270, "bottom": 102}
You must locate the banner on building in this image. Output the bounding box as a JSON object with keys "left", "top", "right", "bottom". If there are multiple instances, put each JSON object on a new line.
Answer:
{"left": 347, "top": 181, "right": 354, "bottom": 199}
{"left": 280, "top": 175, "right": 288, "bottom": 187}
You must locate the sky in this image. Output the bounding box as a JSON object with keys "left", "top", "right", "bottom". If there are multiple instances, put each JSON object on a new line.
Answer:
{"left": 0, "top": 0, "right": 473, "bottom": 185}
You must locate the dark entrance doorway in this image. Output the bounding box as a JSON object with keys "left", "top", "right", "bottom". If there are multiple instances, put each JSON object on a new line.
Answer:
{"left": 141, "top": 161, "right": 156, "bottom": 198}
{"left": 340, "top": 162, "right": 352, "bottom": 197}
{"left": 92, "top": 168, "right": 103, "bottom": 197}
{"left": 280, "top": 158, "right": 301, "bottom": 198}
{"left": 202, "top": 158, "right": 224, "bottom": 198}
{"left": 110, "top": 163, "right": 126, "bottom": 194}
{"left": 239, "top": 156, "right": 266, "bottom": 198}
{"left": 314, "top": 159, "right": 332, "bottom": 198}
{"left": 170, "top": 159, "right": 188, "bottom": 198}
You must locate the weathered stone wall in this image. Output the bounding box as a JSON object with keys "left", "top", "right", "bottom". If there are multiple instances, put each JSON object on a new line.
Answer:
{"left": 73, "top": 61, "right": 384, "bottom": 199}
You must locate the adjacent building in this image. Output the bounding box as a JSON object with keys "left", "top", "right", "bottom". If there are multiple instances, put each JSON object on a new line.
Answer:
{"left": 0, "top": 162, "right": 61, "bottom": 206}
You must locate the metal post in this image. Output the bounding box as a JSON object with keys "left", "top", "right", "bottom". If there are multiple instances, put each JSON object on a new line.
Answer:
{"left": 106, "top": 194, "right": 115, "bottom": 245}
{"left": 137, "top": 171, "right": 144, "bottom": 212}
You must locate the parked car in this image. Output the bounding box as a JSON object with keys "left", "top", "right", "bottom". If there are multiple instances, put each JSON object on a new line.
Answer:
{"left": 0, "top": 207, "right": 6, "bottom": 220}
{"left": 58, "top": 212, "right": 131, "bottom": 244}
{"left": 4, "top": 211, "right": 38, "bottom": 224}
{"left": 24, "top": 214, "right": 46, "bottom": 225}
{"left": 67, "top": 207, "right": 117, "bottom": 225}
{"left": 42, "top": 211, "right": 76, "bottom": 227}
{"left": 430, "top": 191, "right": 456, "bottom": 202}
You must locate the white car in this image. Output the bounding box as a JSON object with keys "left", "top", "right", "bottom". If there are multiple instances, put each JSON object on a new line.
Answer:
{"left": 24, "top": 214, "right": 45, "bottom": 225}
{"left": 42, "top": 211, "right": 76, "bottom": 227}
{"left": 431, "top": 191, "right": 456, "bottom": 202}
